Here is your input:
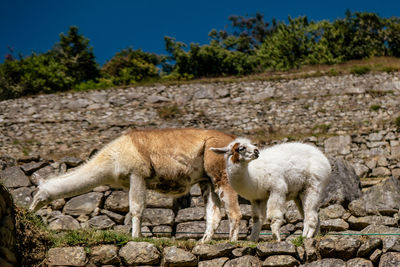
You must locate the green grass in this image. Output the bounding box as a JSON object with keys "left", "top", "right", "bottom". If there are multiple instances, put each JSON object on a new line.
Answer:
{"left": 157, "top": 103, "right": 182, "bottom": 119}
{"left": 370, "top": 104, "right": 382, "bottom": 111}
{"left": 291, "top": 235, "right": 305, "bottom": 247}
{"left": 350, "top": 66, "right": 371, "bottom": 75}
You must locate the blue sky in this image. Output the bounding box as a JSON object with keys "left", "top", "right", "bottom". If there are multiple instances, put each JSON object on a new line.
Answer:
{"left": 2, "top": 0, "right": 400, "bottom": 65}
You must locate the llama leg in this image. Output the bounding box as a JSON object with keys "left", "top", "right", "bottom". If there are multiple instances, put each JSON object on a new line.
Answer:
{"left": 216, "top": 184, "right": 241, "bottom": 242}
{"left": 200, "top": 182, "right": 222, "bottom": 243}
{"left": 249, "top": 200, "right": 264, "bottom": 242}
{"left": 266, "top": 192, "right": 286, "bottom": 241}
{"left": 129, "top": 173, "right": 146, "bottom": 238}
{"left": 302, "top": 189, "right": 320, "bottom": 238}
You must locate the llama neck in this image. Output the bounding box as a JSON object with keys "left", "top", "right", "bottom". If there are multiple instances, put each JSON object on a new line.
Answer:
{"left": 40, "top": 160, "right": 109, "bottom": 200}
{"left": 226, "top": 159, "right": 250, "bottom": 187}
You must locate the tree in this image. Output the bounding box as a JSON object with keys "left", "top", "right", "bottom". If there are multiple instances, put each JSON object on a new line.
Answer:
{"left": 101, "top": 47, "right": 162, "bottom": 85}
{"left": 208, "top": 12, "right": 276, "bottom": 53}
{"left": 258, "top": 16, "right": 313, "bottom": 70}
{"left": 53, "top": 26, "right": 99, "bottom": 83}
{"left": 385, "top": 17, "right": 400, "bottom": 57}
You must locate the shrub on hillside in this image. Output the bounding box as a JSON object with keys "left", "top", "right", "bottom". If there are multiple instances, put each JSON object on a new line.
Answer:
{"left": 0, "top": 53, "right": 74, "bottom": 100}
{"left": 164, "top": 37, "right": 260, "bottom": 77}
{"left": 101, "top": 48, "right": 162, "bottom": 85}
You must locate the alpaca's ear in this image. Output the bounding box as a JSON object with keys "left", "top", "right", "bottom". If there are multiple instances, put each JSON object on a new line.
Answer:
{"left": 210, "top": 147, "right": 230, "bottom": 154}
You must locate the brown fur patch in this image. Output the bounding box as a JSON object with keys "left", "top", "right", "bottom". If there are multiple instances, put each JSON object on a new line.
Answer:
{"left": 231, "top": 143, "right": 240, "bottom": 164}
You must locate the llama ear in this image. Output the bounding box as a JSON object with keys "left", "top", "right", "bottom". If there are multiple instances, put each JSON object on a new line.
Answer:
{"left": 210, "top": 147, "right": 230, "bottom": 154}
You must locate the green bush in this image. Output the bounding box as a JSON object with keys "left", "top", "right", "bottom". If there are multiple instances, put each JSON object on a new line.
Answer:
{"left": 164, "top": 37, "right": 260, "bottom": 77}
{"left": 101, "top": 48, "right": 161, "bottom": 85}
{"left": 0, "top": 53, "right": 74, "bottom": 100}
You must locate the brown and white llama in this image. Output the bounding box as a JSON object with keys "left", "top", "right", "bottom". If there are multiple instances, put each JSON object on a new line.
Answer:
{"left": 29, "top": 128, "right": 241, "bottom": 242}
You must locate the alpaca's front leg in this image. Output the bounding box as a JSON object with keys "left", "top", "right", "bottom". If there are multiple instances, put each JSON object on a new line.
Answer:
{"left": 267, "top": 191, "right": 286, "bottom": 241}
{"left": 249, "top": 199, "right": 266, "bottom": 241}
{"left": 129, "top": 174, "right": 146, "bottom": 238}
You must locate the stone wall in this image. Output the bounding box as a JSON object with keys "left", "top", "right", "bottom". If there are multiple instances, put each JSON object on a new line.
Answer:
{"left": 44, "top": 239, "right": 400, "bottom": 266}
{"left": 2, "top": 72, "right": 400, "bottom": 265}
{"left": 1, "top": 72, "right": 399, "bottom": 160}
{"left": 0, "top": 184, "right": 18, "bottom": 267}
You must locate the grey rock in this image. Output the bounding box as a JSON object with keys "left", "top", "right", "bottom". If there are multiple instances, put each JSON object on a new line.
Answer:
{"left": 63, "top": 192, "right": 103, "bottom": 216}
{"left": 224, "top": 255, "right": 262, "bottom": 267}
{"left": 194, "top": 86, "right": 215, "bottom": 99}
{"left": 119, "top": 241, "right": 160, "bottom": 266}
{"left": 357, "top": 237, "right": 382, "bottom": 257}
{"left": 324, "top": 135, "right": 351, "bottom": 155}
{"left": 301, "top": 258, "right": 346, "bottom": 267}
{"left": 319, "top": 236, "right": 361, "bottom": 260}
{"left": 190, "top": 184, "right": 202, "bottom": 196}
{"left": 10, "top": 187, "right": 33, "bottom": 207}
{"left": 346, "top": 257, "right": 373, "bottom": 267}
{"left": 0, "top": 156, "right": 16, "bottom": 170}
{"left": 284, "top": 201, "right": 302, "bottom": 224}
{"left": 90, "top": 245, "right": 120, "bottom": 265}
{"left": 84, "top": 215, "right": 115, "bottom": 230}
{"left": 321, "top": 158, "right": 362, "bottom": 207}
{"left": 349, "top": 177, "right": 400, "bottom": 216}
{"left": 352, "top": 163, "right": 369, "bottom": 178}
{"left": 319, "top": 204, "right": 346, "bottom": 220}
{"left": 142, "top": 208, "right": 174, "bottom": 226}
{"left": 176, "top": 221, "right": 206, "bottom": 239}
{"left": 153, "top": 225, "right": 173, "bottom": 237}
{"left": 162, "top": 246, "right": 197, "bottom": 266}
{"left": 256, "top": 241, "right": 297, "bottom": 257}
{"left": 48, "top": 214, "right": 80, "bottom": 230}
{"left": 379, "top": 252, "right": 400, "bottom": 267}
{"left": 362, "top": 225, "right": 400, "bottom": 252}
{"left": 104, "top": 190, "right": 129, "bottom": 213}
{"left": 232, "top": 247, "right": 254, "bottom": 257}
{"left": 304, "top": 238, "right": 318, "bottom": 262}
{"left": 0, "top": 166, "right": 31, "bottom": 188}
{"left": 175, "top": 207, "right": 205, "bottom": 222}
{"left": 59, "top": 156, "right": 83, "bottom": 168}
{"left": 147, "top": 95, "right": 170, "bottom": 103}
{"left": 20, "top": 161, "right": 48, "bottom": 175}
{"left": 50, "top": 198, "right": 66, "bottom": 210}
{"left": 66, "top": 99, "right": 91, "bottom": 110}
{"left": 216, "top": 88, "right": 230, "bottom": 98}
{"left": 240, "top": 204, "right": 252, "bottom": 220}
{"left": 198, "top": 257, "right": 229, "bottom": 267}
{"left": 100, "top": 209, "right": 125, "bottom": 224}
{"left": 30, "top": 165, "right": 57, "bottom": 185}
{"left": 262, "top": 255, "right": 299, "bottom": 267}
{"left": 47, "top": 247, "right": 86, "bottom": 266}
{"left": 146, "top": 190, "right": 174, "bottom": 208}
{"left": 370, "top": 249, "right": 383, "bottom": 263}
{"left": 348, "top": 215, "right": 398, "bottom": 230}
{"left": 192, "top": 243, "right": 235, "bottom": 260}
{"left": 320, "top": 218, "right": 349, "bottom": 232}
{"left": 371, "top": 167, "right": 391, "bottom": 177}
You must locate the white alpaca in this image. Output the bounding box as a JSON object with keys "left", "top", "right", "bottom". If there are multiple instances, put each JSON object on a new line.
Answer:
{"left": 211, "top": 138, "right": 331, "bottom": 241}
{"left": 29, "top": 129, "right": 242, "bottom": 242}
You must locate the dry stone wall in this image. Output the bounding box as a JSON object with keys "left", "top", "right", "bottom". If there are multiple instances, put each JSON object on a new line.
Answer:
{"left": 2, "top": 72, "right": 400, "bottom": 266}
{"left": 1, "top": 72, "right": 399, "bottom": 159}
